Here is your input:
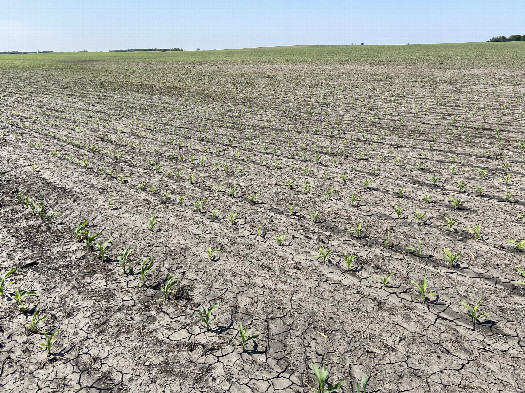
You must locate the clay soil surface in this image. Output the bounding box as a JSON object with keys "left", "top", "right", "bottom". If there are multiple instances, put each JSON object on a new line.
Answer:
{"left": 1, "top": 44, "right": 524, "bottom": 392}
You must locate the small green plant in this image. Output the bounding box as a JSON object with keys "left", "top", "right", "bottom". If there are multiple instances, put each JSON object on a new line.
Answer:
{"left": 139, "top": 257, "right": 154, "bottom": 287}
{"left": 500, "top": 173, "right": 511, "bottom": 185}
{"left": 286, "top": 179, "right": 295, "bottom": 188}
{"left": 354, "top": 376, "right": 369, "bottom": 393}
{"left": 449, "top": 196, "right": 464, "bottom": 210}
{"left": 449, "top": 164, "right": 457, "bottom": 174}
{"left": 0, "top": 267, "right": 17, "bottom": 295}
{"left": 472, "top": 185, "right": 484, "bottom": 196}
{"left": 343, "top": 253, "right": 355, "bottom": 270}
{"left": 411, "top": 277, "right": 436, "bottom": 302}
{"left": 25, "top": 307, "right": 48, "bottom": 333}
{"left": 193, "top": 199, "right": 206, "bottom": 211}
{"left": 161, "top": 274, "right": 177, "bottom": 300}
{"left": 310, "top": 364, "right": 343, "bottom": 393}
{"left": 422, "top": 194, "right": 431, "bottom": 203}
{"left": 444, "top": 216, "right": 457, "bottom": 230}
{"left": 310, "top": 211, "right": 320, "bottom": 223}
{"left": 211, "top": 210, "right": 220, "bottom": 220}
{"left": 14, "top": 289, "right": 36, "bottom": 311}
{"left": 108, "top": 197, "right": 115, "bottom": 208}
{"left": 457, "top": 181, "right": 467, "bottom": 192}
{"left": 177, "top": 194, "right": 186, "bottom": 205}
{"left": 235, "top": 322, "right": 259, "bottom": 352}
{"left": 39, "top": 329, "right": 59, "bottom": 355}
{"left": 350, "top": 194, "right": 361, "bottom": 206}
{"left": 348, "top": 222, "right": 363, "bottom": 238}
{"left": 247, "top": 193, "right": 260, "bottom": 204}
{"left": 275, "top": 234, "right": 286, "bottom": 246}
{"left": 118, "top": 246, "right": 135, "bottom": 274}
{"left": 325, "top": 188, "right": 335, "bottom": 198}
{"left": 468, "top": 224, "right": 482, "bottom": 240}
{"left": 197, "top": 303, "right": 218, "bottom": 330}
{"left": 515, "top": 266, "right": 525, "bottom": 285}
{"left": 393, "top": 204, "right": 403, "bottom": 218}
{"left": 147, "top": 215, "right": 160, "bottom": 231}
{"left": 363, "top": 179, "right": 372, "bottom": 188}
{"left": 317, "top": 248, "right": 333, "bottom": 263}
{"left": 207, "top": 247, "right": 222, "bottom": 261}
{"left": 460, "top": 298, "right": 488, "bottom": 329}
{"left": 394, "top": 186, "right": 405, "bottom": 198}
{"left": 406, "top": 239, "right": 423, "bottom": 257}
{"left": 84, "top": 231, "right": 100, "bottom": 248}
{"left": 376, "top": 272, "right": 393, "bottom": 287}
{"left": 74, "top": 221, "right": 88, "bottom": 240}
{"left": 508, "top": 239, "right": 525, "bottom": 251}
{"left": 478, "top": 168, "right": 487, "bottom": 179}
{"left": 414, "top": 211, "right": 426, "bottom": 224}
{"left": 430, "top": 175, "right": 439, "bottom": 186}
{"left": 229, "top": 212, "right": 238, "bottom": 224}
{"left": 94, "top": 239, "right": 112, "bottom": 261}
{"left": 444, "top": 248, "right": 461, "bottom": 267}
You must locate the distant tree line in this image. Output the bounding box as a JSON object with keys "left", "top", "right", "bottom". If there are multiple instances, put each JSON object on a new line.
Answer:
{"left": 0, "top": 51, "right": 38, "bottom": 55}
{"left": 488, "top": 35, "right": 525, "bottom": 42}
{"left": 109, "top": 48, "right": 183, "bottom": 52}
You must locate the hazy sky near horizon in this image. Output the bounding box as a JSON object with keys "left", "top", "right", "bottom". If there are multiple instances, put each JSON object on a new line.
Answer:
{"left": 1, "top": 0, "right": 524, "bottom": 51}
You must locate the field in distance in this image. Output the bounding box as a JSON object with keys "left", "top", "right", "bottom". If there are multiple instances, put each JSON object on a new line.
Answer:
{"left": 1, "top": 43, "right": 524, "bottom": 392}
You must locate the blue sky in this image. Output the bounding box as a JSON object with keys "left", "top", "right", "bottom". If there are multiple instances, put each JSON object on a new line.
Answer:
{"left": 1, "top": 0, "right": 524, "bottom": 51}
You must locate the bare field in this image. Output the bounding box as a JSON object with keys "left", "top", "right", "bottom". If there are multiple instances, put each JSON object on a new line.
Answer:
{"left": 1, "top": 44, "right": 524, "bottom": 392}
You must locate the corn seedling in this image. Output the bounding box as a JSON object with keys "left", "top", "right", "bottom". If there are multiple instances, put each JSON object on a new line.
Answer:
{"left": 449, "top": 196, "right": 464, "bottom": 210}
{"left": 394, "top": 186, "right": 405, "bottom": 198}
{"left": 508, "top": 239, "right": 525, "bottom": 251}
{"left": 177, "top": 195, "right": 186, "bottom": 205}
{"left": 383, "top": 230, "right": 392, "bottom": 248}
{"left": 310, "top": 211, "right": 320, "bottom": 223}
{"left": 0, "top": 267, "right": 17, "bottom": 295}
{"left": 288, "top": 205, "right": 295, "bottom": 215}
{"left": 350, "top": 194, "right": 361, "bottom": 206}
{"left": 193, "top": 199, "right": 206, "bottom": 211}
{"left": 354, "top": 376, "right": 369, "bottom": 393}
{"left": 14, "top": 289, "right": 36, "bottom": 311}
{"left": 25, "top": 307, "right": 48, "bottom": 333}
{"left": 118, "top": 246, "right": 135, "bottom": 274}
{"left": 430, "top": 175, "right": 439, "bottom": 186}
{"left": 235, "top": 322, "right": 259, "bottom": 352}
{"left": 310, "top": 364, "right": 343, "bottom": 393}
{"left": 393, "top": 204, "right": 403, "bottom": 218}
{"left": 84, "top": 231, "right": 100, "bottom": 248}
{"left": 406, "top": 239, "right": 423, "bottom": 257}
{"left": 275, "top": 234, "right": 286, "bottom": 246}
{"left": 460, "top": 298, "right": 488, "bottom": 329}
{"left": 161, "top": 275, "right": 177, "bottom": 299}
{"left": 500, "top": 173, "right": 511, "bottom": 185}
{"left": 229, "top": 212, "right": 238, "bottom": 224}
{"left": 286, "top": 179, "right": 295, "bottom": 188}
{"left": 444, "top": 248, "right": 461, "bottom": 267}
{"left": 74, "top": 221, "right": 88, "bottom": 240}
{"left": 478, "top": 168, "right": 487, "bottom": 179}
{"left": 325, "top": 188, "right": 335, "bottom": 198}
{"left": 505, "top": 191, "right": 513, "bottom": 202}
{"left": 211, "top": 210, "right": 220, "bottom": 220}
{"left": 376, "top": 272, "right": 393, "bottom": 287}
{"left": 411, "top": 277, "right": 436, "bottom": 302}
{"left": 247, "top": 193, "right": 259, "bottom": 204}
{"left": 140, "top": 257, "right": 154, "bottom": 287}
{"left": 39, "top": 329, "right": 59, "bottom": 355}
{"left": 197, "top": 303, "right": 218, "bottom": 330}
{"left": 207, "top": 247, "right": 222, "bottom": 261}
{"left": 467, "top": 224, "right": 482, "bottom": 240}
{"left": 457, "top": 181, "right": 467, "bottom": 192}
{"left": 515, "top": 266, "right": 525, "bottom": 285}
{"left": 364, "top": 179, "right": 372, "bottom": 188}
{"left": 95, "top": 239, "right": 112, "bottom": 261}
{"left": 449, "top": 164, "right": 457, "bottom": 174}
{"left": 348, "top": 222, "right": 363, "bottom": 238}
{"left": 147, "top": 215, "right": 159, "bottom": 231}
{"left": 317, "top": 248, "right": 332, "bottom": 263}
{"left": 414, "top": 211, "right": 426, "bottom": 224}
{"left": 343, "top": 253, "right": 355, "bottom": 270}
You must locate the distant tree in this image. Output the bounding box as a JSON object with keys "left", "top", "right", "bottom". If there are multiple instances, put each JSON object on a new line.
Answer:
{"left": 488, "top": 35, "right": 524, "bottom": 42}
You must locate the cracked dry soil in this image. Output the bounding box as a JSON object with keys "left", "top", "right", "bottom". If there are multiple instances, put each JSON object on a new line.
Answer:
{"left": 1, "top": 45, "right": 525, "bottom": 392}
